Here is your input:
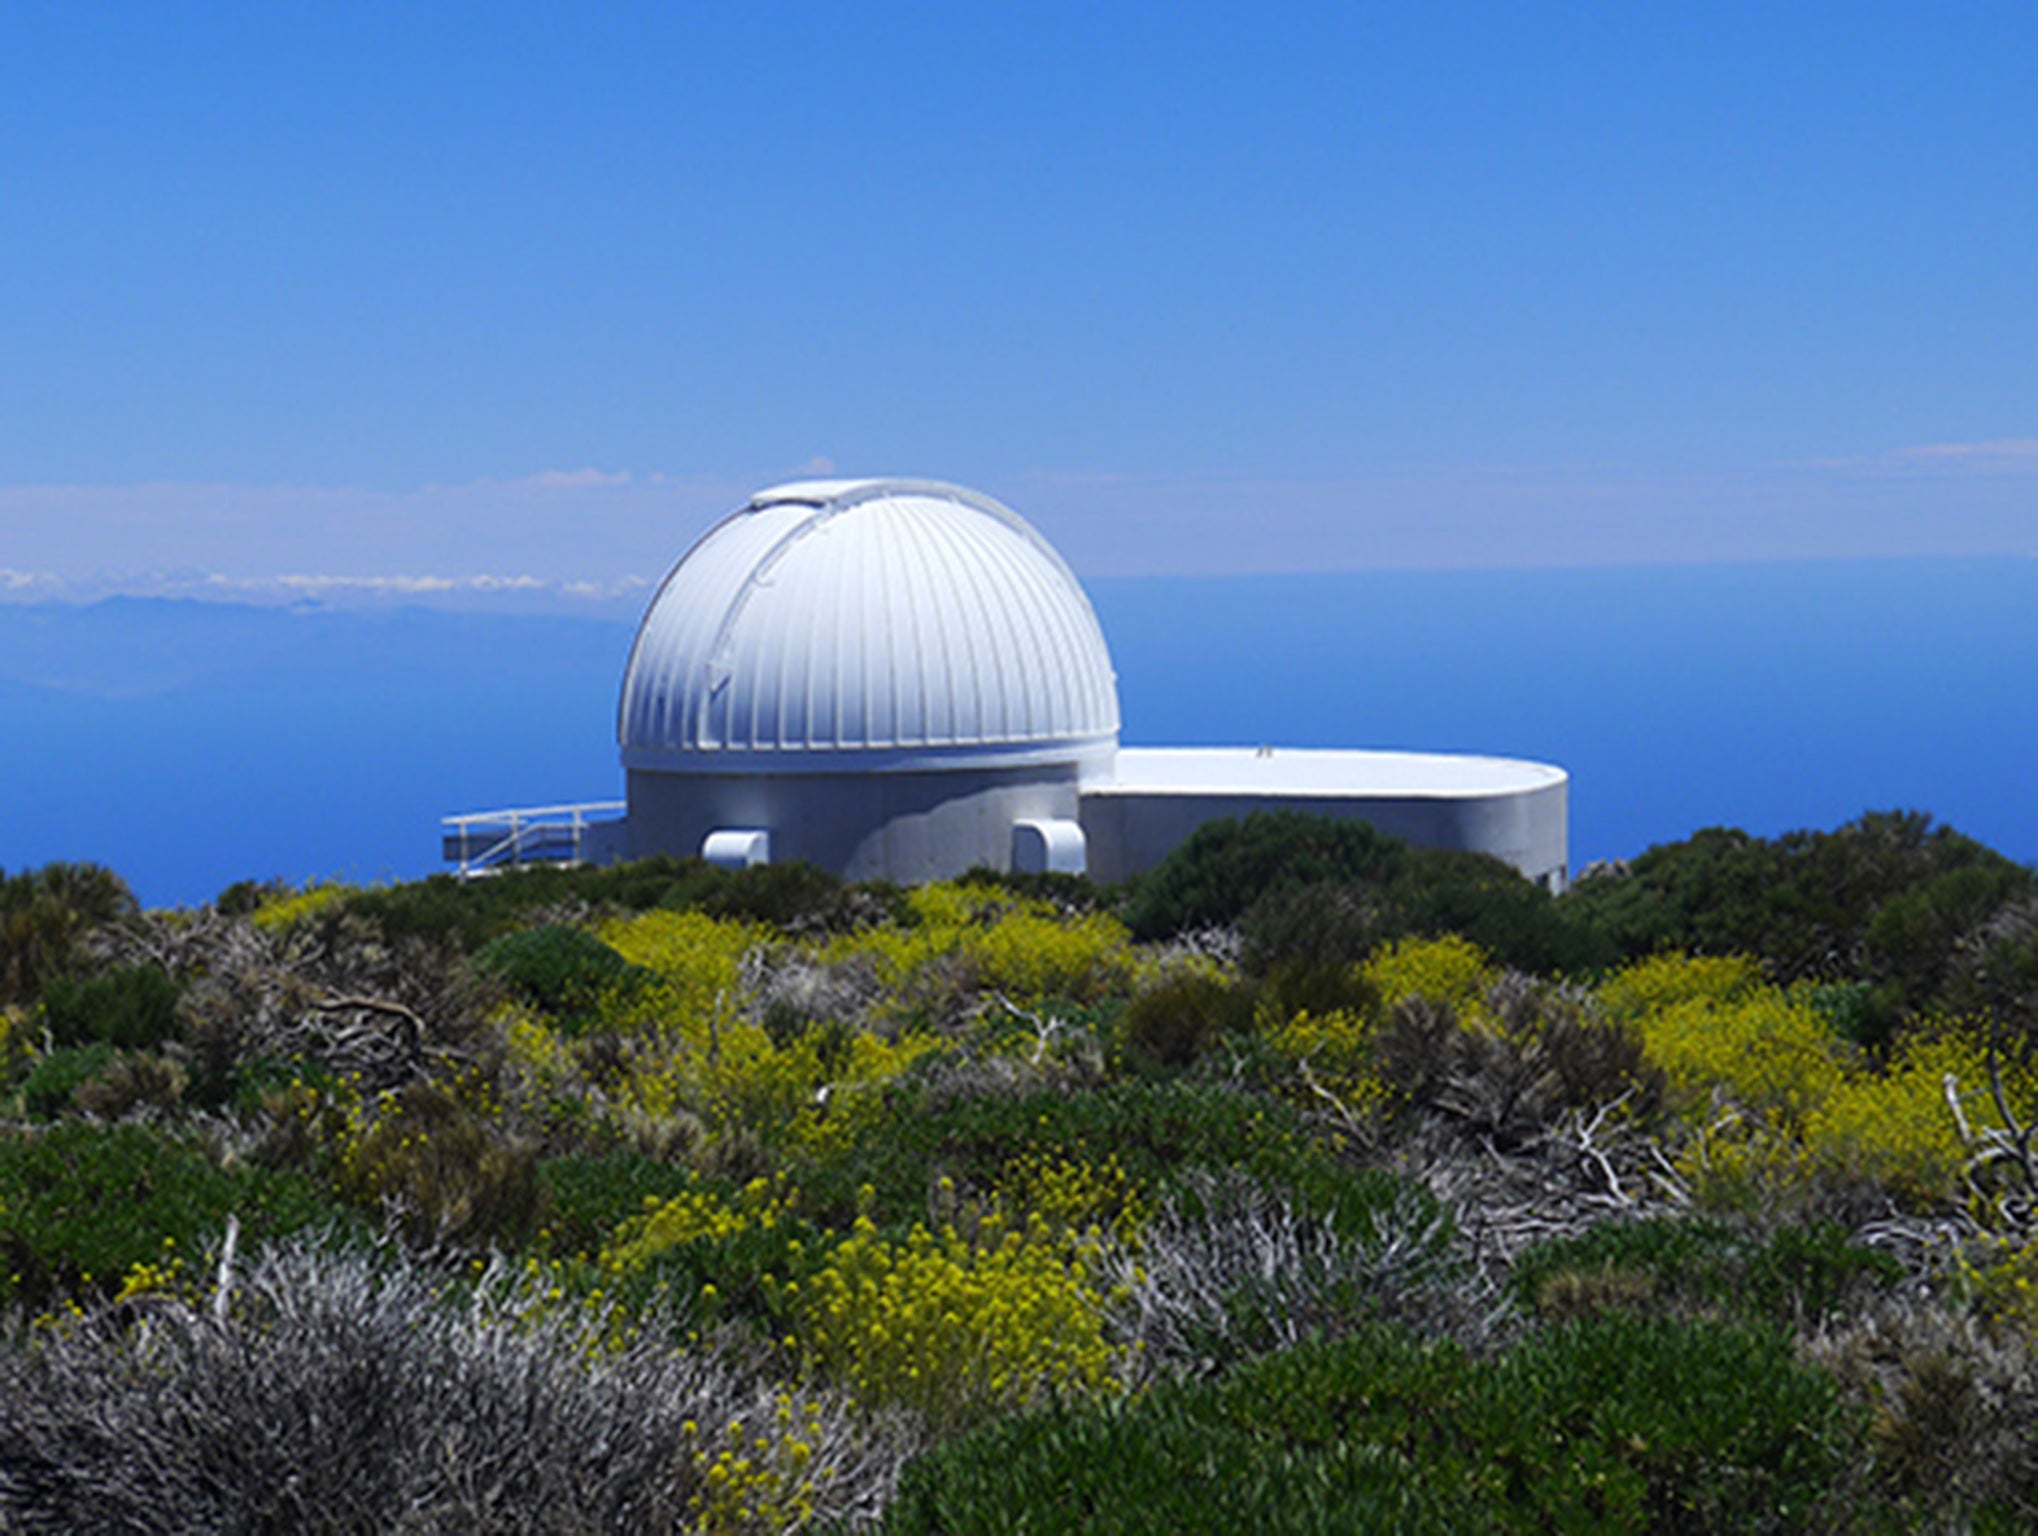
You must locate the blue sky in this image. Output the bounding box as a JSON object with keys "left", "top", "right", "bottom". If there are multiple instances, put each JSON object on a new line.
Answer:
{"left": 2, "top": 2, "right": 2032, "bottom": 596}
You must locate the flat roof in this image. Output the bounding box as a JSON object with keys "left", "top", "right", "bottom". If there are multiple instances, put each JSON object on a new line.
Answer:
{"left": 1086, "top": 746, "right": 1566, "bottom": 799}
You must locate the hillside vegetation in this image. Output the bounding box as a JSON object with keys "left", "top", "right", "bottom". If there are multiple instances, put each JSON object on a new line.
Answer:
{"left": 4, "top": 810, "right": 2038, "bottom": 1532}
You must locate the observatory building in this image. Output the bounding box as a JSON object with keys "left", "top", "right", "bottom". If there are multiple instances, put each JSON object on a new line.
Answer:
{"left": 445, "top": 478, "right": 1568, "bottom": 888}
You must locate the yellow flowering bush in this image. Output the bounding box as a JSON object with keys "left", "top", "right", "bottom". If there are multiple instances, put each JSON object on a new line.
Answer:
{"left": 1672, "top": 1118, "right": 1812, "bottom": 1212}
{"left": 1799, "top": 1031, "right": 2014, "bottom": 1206}
{"left": 775, "top": 1028, "right": 946, "bottom": 1161}
{"left": 963, "top": 907, "right": 1138, "bottom": 1003}
{"left": 1957, "top": 1226, "right": 2038, "bottom": 1336}
{"left": 590, "top": 984, "right": 941, "bottom": 1156}
{"left": 501, "top": 1003, "right": 572, "bottom": 1079}
{"left": 990, "top": 1153, "right": 1148, "bottom": 1244}
{"left": 1848, "top": 1027, "right": 2037, "bottom": 1209}
{"left": 1596, "top": 952, "right": 1766, "bottom": 1024}
{"left": 790, "top": 1207, "right": 1121, "bottom": 1428}
{"left": 1266, "top": 1007, "right": 1395, "bottom": 1125}
{"left": 594, "top": 911, "right": 943, "bottom": 1147}
{"left": 601, "top": 910, "right": 763, "bottom": 1028}
{"left": 608, "top": 1049, "right": 699, "bottom": 1126}
{"left": 1606, "top": 966, "right": 1845, "bottom": 1206}
{"left": 1636, "top": 988, "right": 1842, "bottom": 1126}
{"left": 497, "top": 1002, "right": 590, "bottom": 1133}
{"left": 687, "top": 1393, "right": 832, "bottom": 1535}
{"left": 249, "top": 881, "right": 351, "bottom": 933}
{"left": 600, "top": 1177, "right": 791, "bottom": 1273}
{"left": 700, "top": 1023, "right": 830, "bottom": 1141}
{"left": 823, "top": 886, "right": 991, "bottom": 991}
{"left": 593, "top": 910, "right": 770, "bottom": 1130}
{"left": 1360, "top": 935, "right": 1494, "bottom": 1017}
{"left": 825, "top": 883, "right": 1137, "bottom": 1006}
{"left": 1598, "top": 954, "right": 2038, "bottom": 1212}
{"left": 582, "top": 1175, "right": 809, "bottom": 1342}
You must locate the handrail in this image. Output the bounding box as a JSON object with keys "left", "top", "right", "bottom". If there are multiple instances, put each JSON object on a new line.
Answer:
{"left": 440, "top": 801, "right": 626, "bottom": 879}
{"left": 442, "top": 800, "right": 625, "bottom": 828}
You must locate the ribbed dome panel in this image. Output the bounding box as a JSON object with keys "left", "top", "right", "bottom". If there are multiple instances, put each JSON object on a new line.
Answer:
{"left": 620, "top": 480, "right": 1120, "bottom": 768}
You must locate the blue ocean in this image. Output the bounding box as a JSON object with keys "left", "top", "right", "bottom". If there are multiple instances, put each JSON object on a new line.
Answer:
{"left": 3, "top": 558, "right": 2033, "bottom": 908}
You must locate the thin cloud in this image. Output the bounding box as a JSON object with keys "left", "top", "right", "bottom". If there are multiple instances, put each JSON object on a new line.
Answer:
{"left": 0, "top": 569, "right": 655, "bottom": 611}
{"left": 236, "top": 572, "right": 655, "bottom": 600}
{"left": 516, "top": 468, "right": 635, "bottom": 490}
{"left": 1807, "top": 438, "right": 2038, "bottom": 476}
{"left": 0, "top": 473, "right": 748, "bottom": 598}
{"left": 1893, "top": 437, "right": 2038, "bottom": 465}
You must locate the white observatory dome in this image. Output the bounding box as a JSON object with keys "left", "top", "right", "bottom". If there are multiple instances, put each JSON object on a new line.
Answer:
{"left": 620, "top": 479, "right": 1120, "bottom": 771}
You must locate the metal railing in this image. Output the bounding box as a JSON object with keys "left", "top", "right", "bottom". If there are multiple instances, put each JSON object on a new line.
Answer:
{"left": 440, "top": 801, "right": 626, "bottom": 879}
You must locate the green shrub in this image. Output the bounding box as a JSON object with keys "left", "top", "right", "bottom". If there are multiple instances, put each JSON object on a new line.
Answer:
{"left": 884, "top": 1375, "right": 1454, "bottom": 1534}
{"left": 1797, "top": 979, "right": 1881, "bottom": 1050}
{"left": 1486, "top": 1315, "right": 1859, "bottom": 1531}
{"left": 1124, "top": 812, "right": 1407, "bottom": 941}
{"left": 342, "top": 857, "right": 707, "bottom": 950}
{"left": 1561, "top": 811, "right": 2035, "bottom": 1010}
{"left": 1117, "top": 973, "right": 1257, "bottom": 1068}
{"left": 1753, "top": 1222, "right": 1907, "bottom": 1322}
{"left": 1, "top": 861, "right": 138, "bottom": 1006}
{"left": 1512, "top": 1218, "right": 1901, "bottom": 1329}
{"left": 222, "top": 1053, "right": 329, "bottom": 1111}
{"left": 1116, "top": 964, "right": 1374, "bottom": 1073}
{"left": 1238, "top": 879, "right": 1387, "bottom": 977}
{"left": 41, "top": 965, "right": 180, "bottom": 1051}
{"left": 0, "top": 1122, "right": 353, "bottom": 1309}
{"left": 1135, "top": 822, "right": 1607, "bottom": 984}
{"left": 1257, "top": 959, "right": 1381, "bottom": 1025}
{"left": 1864, "top": 862, "right": 2032, "bottom": 1021}
{"left": 1390, "top": 849, "right": 1617, "bottom": 975}
{"left": 474, "top": 925, "right": 643, "bottom": 1028}
{"left": 19, "top": 1043, "right": 117, "bottom": 1120}
{"left": 695, "top": 860, "right": 867, "bottom": 931}
{"left": 339, "top": 856, "right": 906, "bottom": 952}
{"left": 1944, "top": 897, "right": 2038, "bottom": 1051}
{"left": 884, "top": 1317, "right": 1861, "bottom": 1534}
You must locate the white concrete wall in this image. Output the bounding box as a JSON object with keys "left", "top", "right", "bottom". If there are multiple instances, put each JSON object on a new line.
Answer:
{"left": 628, "top": 757, "right": 1568, "bottom": 890}
{"left": 1078, "top": 779, "right": 1569, "bottom": 889}
{"left": 626, "top": 762, "right": 1085, "bottom": 883}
